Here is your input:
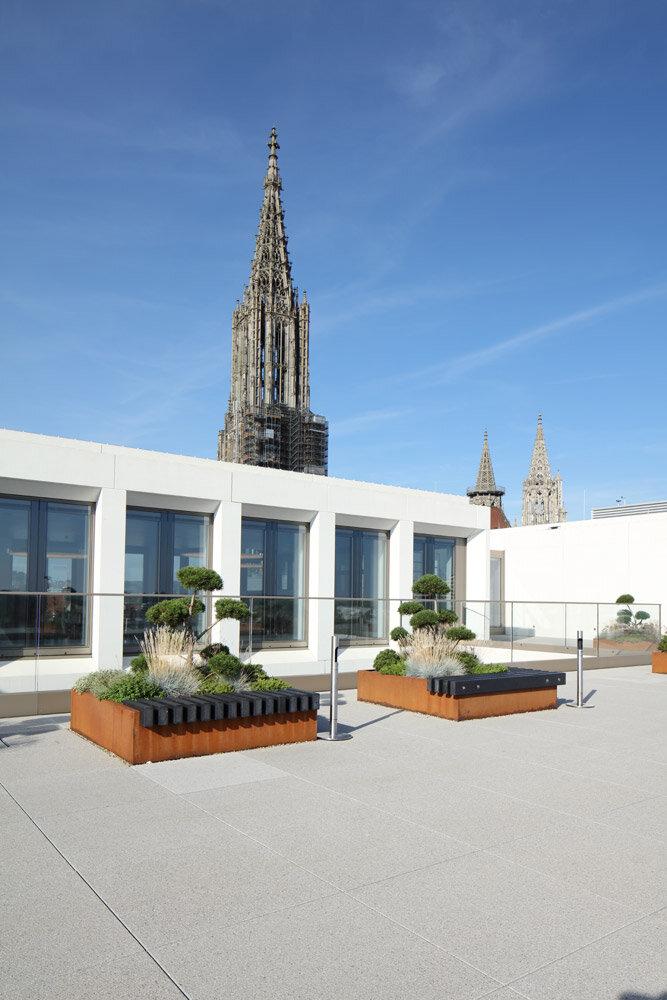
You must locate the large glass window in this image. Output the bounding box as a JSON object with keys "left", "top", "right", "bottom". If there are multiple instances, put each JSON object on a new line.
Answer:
{"left": 123, "top": 509, "right": 209, "bottom": 650}
{"left": 240, "top": 518, "right": 306, "bottom": 646}
{"left": 334, "top": 527, "right": 387, "bottom": 641}
{"left": 0, "top": 496, "right": 91, "bottom": 653}
{"left": 413, "top": 534, "right": 455, "bottom": 604}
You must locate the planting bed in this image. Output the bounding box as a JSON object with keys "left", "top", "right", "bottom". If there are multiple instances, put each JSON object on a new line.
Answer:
{"left": 71, "top": 688, "right": 319, "bottom": 764}
{"left": 357, "top": 667, "right": 565, "bottom": 721}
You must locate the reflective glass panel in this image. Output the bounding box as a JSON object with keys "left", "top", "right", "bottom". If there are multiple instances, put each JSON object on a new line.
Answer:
{"left": 0, "top": 498, "right": 32, "bottom": 650}
{"left": 334, "top": 527, "right": 387, "bottom": 640}
{"left": 240, "top": 518, "right": 306, "bottom": 645}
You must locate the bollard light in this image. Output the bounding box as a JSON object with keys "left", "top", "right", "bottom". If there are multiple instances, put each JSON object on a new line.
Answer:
{"left": 319, "top": 634, "right": 353, "bottom": 741}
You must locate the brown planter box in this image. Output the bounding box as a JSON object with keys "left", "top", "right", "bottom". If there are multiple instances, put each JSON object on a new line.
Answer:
{"left": 652, "top": 652, "right": 667, "bottom": 674}
{"left": 356, "top": 670, "right": 557, "bottom": 721}
{"left": 598, "top": 638, "right": 655, "bottom": 654}
{"left": 70, "top": 690, "right": 317, "bottom": 764}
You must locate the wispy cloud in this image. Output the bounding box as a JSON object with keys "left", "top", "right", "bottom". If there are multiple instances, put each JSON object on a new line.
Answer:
{"left": 377, "top": 282, "right": 667, "bottom": 390}
{"left": 332, "top": 407, "right": 414, "bottom": 438}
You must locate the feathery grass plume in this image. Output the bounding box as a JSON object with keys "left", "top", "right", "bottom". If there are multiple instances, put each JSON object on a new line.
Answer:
{"left": 405, "top": 627, "right": 461, "bottom": 678}
{"left": 140, "top": 625, "right": 199, "bottom": 695}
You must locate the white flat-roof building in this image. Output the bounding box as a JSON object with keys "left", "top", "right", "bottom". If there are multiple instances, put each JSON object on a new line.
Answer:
{"left": 1, "top": 427, "right": 665, "bottom": 716}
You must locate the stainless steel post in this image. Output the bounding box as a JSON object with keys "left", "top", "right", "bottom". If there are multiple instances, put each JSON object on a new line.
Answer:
{"left": 576, "top": 630, "right": 583, "bottom": 706}
{"left": 567, "top": 630, "right": 592, "bottom": 708}
{"left": 319, "top": 634, "right": 352, "bottom": 741}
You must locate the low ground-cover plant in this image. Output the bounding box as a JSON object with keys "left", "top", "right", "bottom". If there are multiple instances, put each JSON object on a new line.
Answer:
{"left": 98, "top": 673, "right": 164, "bottom": 703}
{"left": 74, "top": 670, "right": 125, "bottom": 697}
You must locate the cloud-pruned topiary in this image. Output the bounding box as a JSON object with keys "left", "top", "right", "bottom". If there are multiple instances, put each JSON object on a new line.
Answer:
{"left": 412, "top": 574, "right": 451, "bottom": 599}
{"left": 410, "top": 609, "right": 440, "bottom": 630}
{"left": 390, "top": 626, "right": 409, "bottom": 642}
{"left": 214, "top": 598, "right": 250, "bottom": 623}
{"left": 398, "top": 600, "right": 424, "bottom": 616}
{"left": 616, "top": 594, "right": 635, "bottom": 604}
{"left": 438, "top": 609, "right": 458, "bottom": 625}
{"left": 445, "top": 626, "right": 476, "bottom": 642}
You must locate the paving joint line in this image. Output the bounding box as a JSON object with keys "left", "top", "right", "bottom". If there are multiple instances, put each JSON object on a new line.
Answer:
{"left": 0, "top": 776, "right": 194, "bottom": 1000}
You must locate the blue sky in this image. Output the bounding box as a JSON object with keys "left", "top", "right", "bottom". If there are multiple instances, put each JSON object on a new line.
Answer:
{"left": 1, "top": 0, "right": 666, "bottom": 521}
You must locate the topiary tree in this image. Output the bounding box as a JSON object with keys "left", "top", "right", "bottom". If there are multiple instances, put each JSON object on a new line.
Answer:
{"left": 145, "top": 566, "right": 249, "bottom": 645}
{"left": 390, "top": 625, "right": 409, "bottom": 643}
{"left": 410, "top": 609, "right": 440, "bottom": 631}
{"left": 412, "top": 574, "right": 451, "bottom": 599}
{"left": 613, "top": 594, "right": 651, "bottom": 634}
{"left": 398, "top": 600, "right": 424, "bottom": 616}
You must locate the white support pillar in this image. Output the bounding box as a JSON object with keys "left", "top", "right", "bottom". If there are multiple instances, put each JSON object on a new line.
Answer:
{"left": 93, "top": 487, "right": 127, "bottom": 669}
{"left": 308, "top": 510, "right": 336, "bottom": 672}
{"left": 212, "top": 500, "right": 242, "bottom": 654}
{"left": 389, "top": 519, "right": 414, "bottom": 634}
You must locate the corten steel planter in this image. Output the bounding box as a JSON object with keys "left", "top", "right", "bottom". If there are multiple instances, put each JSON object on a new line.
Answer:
{"left": 357, "top": 668, "right": 564, "bottom": 721}
{"left": 652, "top": 652, "right": 667, "bottom": 674}
{"left": 70, "top": 688, "right": 319, "bottom": 764}
{"left": 598, "top": 637, "right": 655, "bottom": 654}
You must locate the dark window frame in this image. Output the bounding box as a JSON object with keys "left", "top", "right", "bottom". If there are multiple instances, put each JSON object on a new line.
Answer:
{"left": 334, "top": 525, "right": 389, "bottom": 646}
{"left": 123, "top": 506, "right": 212, "bottom": 653}
{"left": 0, "top": 493, "right": 94, "bottom": 657}
{"left": 240, "top": 516, "right": 309, "bottom": 649}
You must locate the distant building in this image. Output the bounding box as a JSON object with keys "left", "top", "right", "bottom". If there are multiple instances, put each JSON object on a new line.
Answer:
{"left": 521, "top": 415, "right": 566, "bottom": 525}
{"left": 591, "top": 501, "right": 667, "bottom": 519}
{"left": 467, "top": 431, "right": 510, "bottom": 528}
{"left": 217, "top": 129, "right": 328, "bottom": 475}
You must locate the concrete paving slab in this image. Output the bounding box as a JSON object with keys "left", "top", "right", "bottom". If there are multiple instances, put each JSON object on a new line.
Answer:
{"left": 134, "top": 751, "right": 288, "bottom": 793}
{"left": 597, "top": 793, "right": 667, "bottom": 842}
{"left": 152, "top": 895, "right": 500, "bottom": 1000}
{"left": 351, "top": 850, "right": 634, "bottom": 982}
{"left": 487, "top": 812, "right": 666, "bottom": 913}
{"left": 509, "top": 912, "right": 667, "bottom": 999}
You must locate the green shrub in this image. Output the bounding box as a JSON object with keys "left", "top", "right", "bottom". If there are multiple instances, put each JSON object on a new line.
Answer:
{"left": 412, "top": 574, "right": 450, "bottom": 598}
{"left": 455, "top": 650, "right": 482, "bottom": 672}
{"left": 74, "top": 670, "right": 125, "bottom": 697}
{"left": 198, "top": 675, "right": 235, "bottom": 694}
{"left": 215, "top": 598, "right": 250, "bottom": 622}
{"left": 130, "top": 654, "right": 147, "bottom": 674}
{"left": 176, "top": 566, "right": 222, "bottom": 592}
{"left": 445, "top": 626, "right": 476, "bottom": 642}
{"left": 200, "top": 643, "right": 230, "bottom": 660}
{"left": 251, "top": 677, "right": 290, "bottom": 691}
{"left": 377, "top": 658, "right": 406, "bottom": 676}
{"left": 146, "top": 597, "right": 204, "bottom": 629}
{"left": 635, "top": 611, "right": 651, "bottom": 621}
{"left": 205, "top": 651, "right": 265, "bottom": 685}
{"left": 438, "top": 609, "right": 458, "bottom": 625}
{"left": 99, "top": 673, "right": 163, "bottom": 703}
{"left": 398, "top": 600, "right": 424, "bottom": 616}
{"left": 390, "top": 626, "right": 409, "bottom": 642}
{"left": 206, "top": 651, "right": 244, "bottom": 675}
{"left": 616, "top": 594, "right": 635, "bottom": 604}
{"left": 410, "top": 609, "right": 440, "bottom": 630}
{"left": 658, "top": 634, "right": 667, "bottom": 653}
{"left": 373, "top": 649, "right": 404, "bottom": 673}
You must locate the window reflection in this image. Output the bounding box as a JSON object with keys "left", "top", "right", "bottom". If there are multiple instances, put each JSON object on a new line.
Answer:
{"left": 334, "top": 527, "right": 387, "bottom": 641}
{"left": 240, "top": 518, "right": 306, "bottom": 646}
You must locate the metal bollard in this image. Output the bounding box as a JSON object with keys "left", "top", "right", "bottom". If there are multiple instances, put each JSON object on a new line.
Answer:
{"left": 319, "top": 635, "right": 352, "bottom": 741}
{"left": 567, "top": 630, "right": 592, "bottom": 708}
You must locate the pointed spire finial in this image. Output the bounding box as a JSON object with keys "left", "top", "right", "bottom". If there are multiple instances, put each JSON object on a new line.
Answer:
{"left": 265, "top": 127, "right": 281, "bottom": 189}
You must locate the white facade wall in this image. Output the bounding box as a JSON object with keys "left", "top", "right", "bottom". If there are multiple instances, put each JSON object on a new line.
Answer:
{"left": 491, "top": 514, "right": 667, "bottom": 642}
{"left": 0, "top": 429, "right": 489, "bottom": 691}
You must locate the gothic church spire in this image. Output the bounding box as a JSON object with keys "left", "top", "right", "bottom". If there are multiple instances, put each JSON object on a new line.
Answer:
{"left": 521, "top": 414, "right": 566, "bottom": 525}
{"left": 467, "top": 431, "right": 506, "bottom": 519}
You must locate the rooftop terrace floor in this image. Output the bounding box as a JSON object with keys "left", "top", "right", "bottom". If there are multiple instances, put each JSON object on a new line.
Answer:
{"left": 1, "top": 666, "right": 665, "bottom": 1000}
